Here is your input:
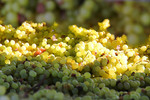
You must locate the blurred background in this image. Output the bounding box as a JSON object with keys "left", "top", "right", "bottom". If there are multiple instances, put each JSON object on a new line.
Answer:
{"left": 0, "top": 0, "right": 150, "bottom": 46}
